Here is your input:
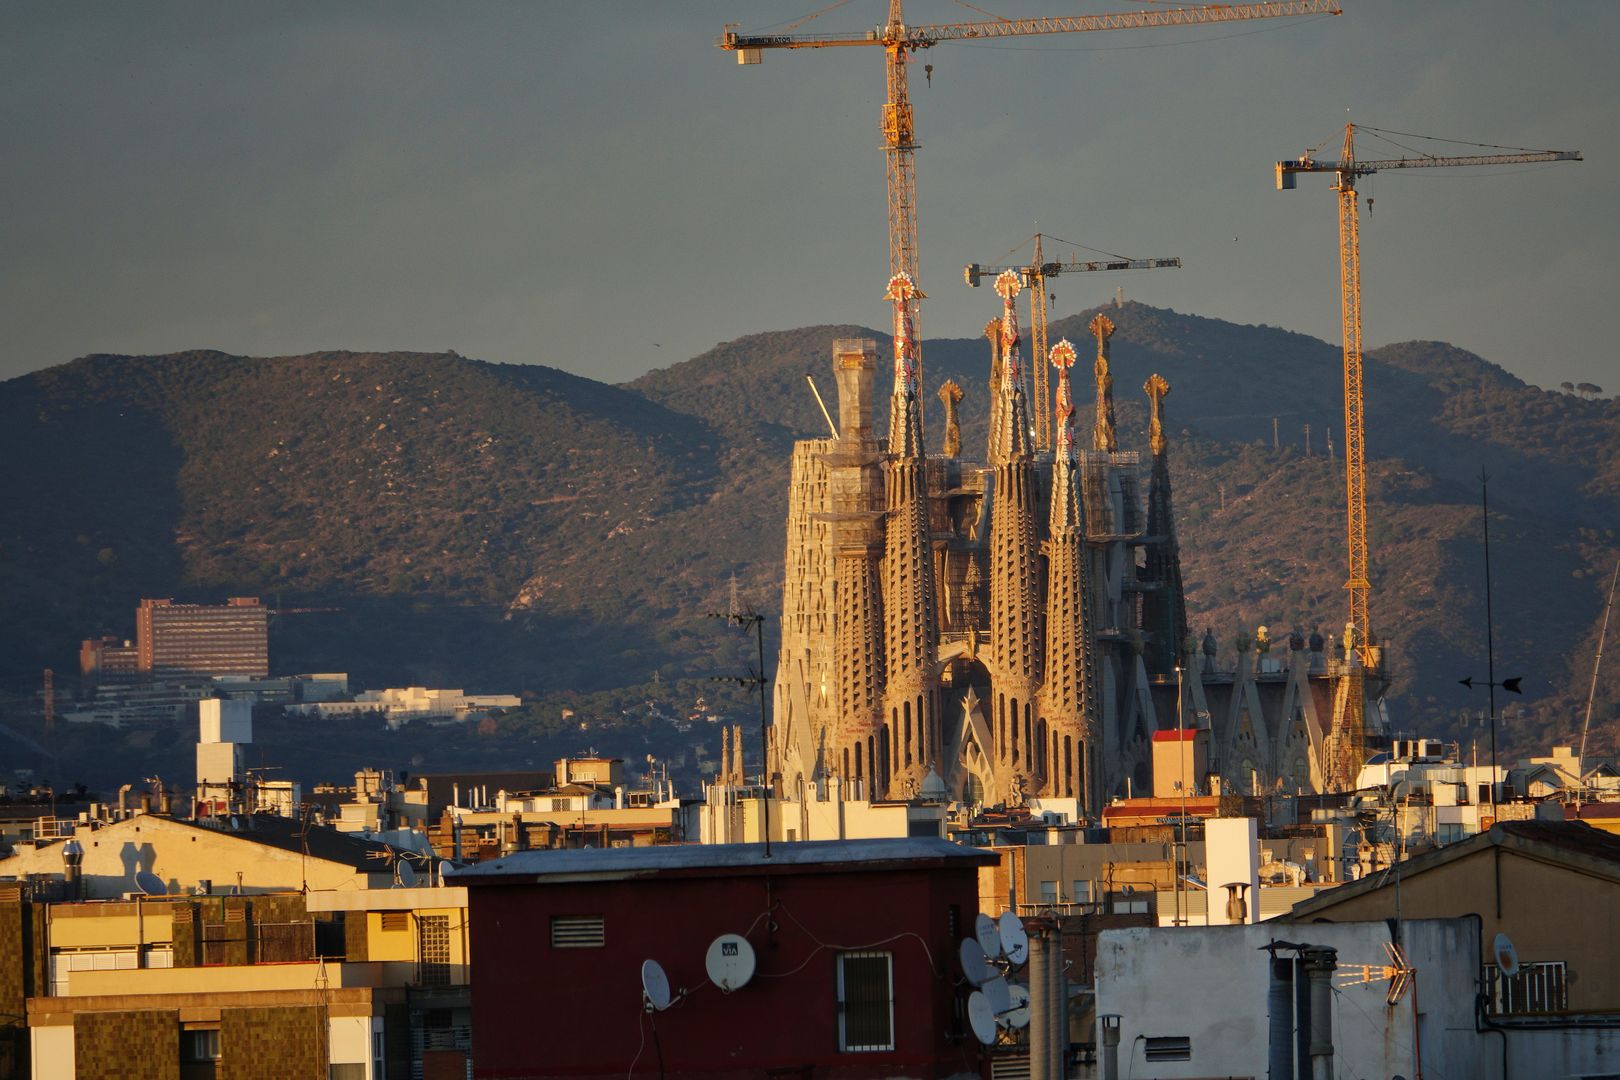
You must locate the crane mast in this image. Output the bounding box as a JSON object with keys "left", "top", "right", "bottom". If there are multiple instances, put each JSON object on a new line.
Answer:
{"left": 1276, "top": 123, "right": 1582, "bottom": 791}
{"left": 722, "top": 0, "right": 1340, "bottom": 429}
{"left": 965, "top": 234, "right": 1181, "bottom": 449}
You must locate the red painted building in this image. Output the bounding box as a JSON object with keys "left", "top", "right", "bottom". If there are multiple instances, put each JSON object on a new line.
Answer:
{"left": 453, "top": 837, "right": 996, "bottom": 1079}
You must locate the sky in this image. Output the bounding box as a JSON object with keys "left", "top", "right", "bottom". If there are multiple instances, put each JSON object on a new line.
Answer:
{"left": 4, "top": 1, "right": 1616, "bottom": 392}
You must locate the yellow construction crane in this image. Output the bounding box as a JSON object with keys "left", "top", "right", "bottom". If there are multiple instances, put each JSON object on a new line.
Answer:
{"left": 965, "top": 233, "right": 1180, "bottom": 449}
{"left": 720, "top": 0, "right": 1340, "bottom": 424}
{"left": 1276, "top": 123, "right": 1582, "bottom": 791}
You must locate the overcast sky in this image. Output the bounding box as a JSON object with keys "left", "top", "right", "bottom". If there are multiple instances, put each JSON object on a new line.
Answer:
{"left": 4, "top": 1, "right": 1616, "bottom": 391}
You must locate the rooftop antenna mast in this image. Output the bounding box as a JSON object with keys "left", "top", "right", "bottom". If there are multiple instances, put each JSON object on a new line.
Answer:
{"left": 707, "top": 584, "right": 772, "bottom": 858}
{"left": 1578, "top": 557, "right": 1620, "bottom": 770}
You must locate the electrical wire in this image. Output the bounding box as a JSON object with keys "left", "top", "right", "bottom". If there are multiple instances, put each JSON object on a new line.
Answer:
{"left": 626, "top": 1006, "right": 647, "bottom": 1079}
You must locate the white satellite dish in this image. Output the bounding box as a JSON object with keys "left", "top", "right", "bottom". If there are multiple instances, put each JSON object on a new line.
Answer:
{"left": 966, "top": 990, "right": 998, "bottom": 1045}
{"left": 958, "top": 938, "right": 992, "bottom": 987}
{"left": 396, "top": 861, "right": 417, "bottom": 888}
{"left": 228, "top": 815, "right": 240, "bottom": 830}
{"left": 641, "top": 959, "right": 672, "bottom": 1011}
{"left": 983, "top": 975, "right": 1011, "bottom": 1018}
{"left": 1493, "top": 932, "right": 1520, "bottom": 978}
{"left": 705, "top": 934, "right": 757, "bottom": 991}
{"left": 134, "top": 870, "right": 165, "bottom": 896}
{"left": 998, "top": 911, "right": 1029, "bottom": 966}
{"left": 974, "top": 912, "right": 1003, "bottom": 959}
{"left": 1003, "top": 982, "right": 1031, "bottom": 1029}
{"left": 438, "top": 860, "right": 454, "bottom": 886}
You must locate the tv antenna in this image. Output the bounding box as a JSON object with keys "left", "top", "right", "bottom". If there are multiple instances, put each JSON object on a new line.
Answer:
{"left": 1338, "top": 940, "right": 1422, "bottom": 1077}
{"left": 706, "top": 585, "right": 772, "bottom": 858}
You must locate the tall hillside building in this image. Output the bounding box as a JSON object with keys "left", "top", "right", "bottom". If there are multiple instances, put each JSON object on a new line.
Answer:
{"left": 771, "top": 283, "right": 1376, "bottom": 816}
{"left": 136, "top": 597, "right": 269, "bottom": 679}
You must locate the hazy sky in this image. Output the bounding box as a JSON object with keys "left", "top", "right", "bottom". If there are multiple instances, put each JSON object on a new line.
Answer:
{"left": 5, "top": 2, "right": 1616, "bottom": 391}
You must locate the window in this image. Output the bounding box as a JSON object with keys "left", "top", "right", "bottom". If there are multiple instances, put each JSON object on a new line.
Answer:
{"left": 182, "top": 1029, "right": 221, "bottom": 1062}
{"left": 373, "top": 1030, "right": 386, "bottom": 1078}
{"left": 418, "top": 914, "right": 451, "bottom": 987}
{"left": 1070, "top": 880, "right": 1091, "bottom": 905}
{"left": 1039, "top": 880, "right": 1059, "bottom": 906}
{"left": 1144, "top": 1035, "right": 1191, "bottom": 1062}
{"left": 550, "top": 915, "right": 605, "bottom": 948}
{"left": 1108, "top": 890, "right": 1151, "bottom": 915}
{"left": 836, "top": 951, "right": 895, "bottom": 1052}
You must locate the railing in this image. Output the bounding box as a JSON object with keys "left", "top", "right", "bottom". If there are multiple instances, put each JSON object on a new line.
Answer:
{"left": 1484, "top": 961, "right": 1568, "bottom": 1015}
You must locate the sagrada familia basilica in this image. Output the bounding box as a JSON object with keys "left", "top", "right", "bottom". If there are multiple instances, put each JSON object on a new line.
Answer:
{"left": 768, "top": 271, "right": 1373, "bottom": 818}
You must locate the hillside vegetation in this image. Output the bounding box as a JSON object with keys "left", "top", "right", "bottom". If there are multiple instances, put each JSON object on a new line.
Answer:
{"left": 2, "top": 305, "right": 1615, "bottom": 786}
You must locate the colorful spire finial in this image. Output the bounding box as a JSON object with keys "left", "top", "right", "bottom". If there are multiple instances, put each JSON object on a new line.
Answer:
{"left": 885, "top": 271, "right": 923, "bottom": 397}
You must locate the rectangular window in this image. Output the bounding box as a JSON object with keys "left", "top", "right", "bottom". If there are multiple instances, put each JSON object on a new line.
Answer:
{"left": 836, "top": 951, "right": 895, "bottom": 1052}
{"left": 1039, "top": 880, "right": 1059, "bottom": 906}
{"left": 1144, "top": 1035, "right": 1191, "bottom": 1062}
{"left": 418, "top": 914, "right": 451, "bottom": 987}
{"left": 550, "top": 915, "right": 605, "bottom": 948}
{"left": 183, "top": 1029, "right": 222, "bottom": 1062}
{"left": 1070, "top": 880, "right": 1091, "bottom": 905}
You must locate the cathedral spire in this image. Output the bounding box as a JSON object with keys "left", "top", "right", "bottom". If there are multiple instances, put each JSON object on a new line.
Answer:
{"left": 1142, "top": 373, "right": 1189, "bottom": 678}
{"left": 1041, "top": 337, "right": 1102, "bottom": 811}
{"left": 1048, "top": 339, "right": 1081, "bottom": 533}
{"left": 885, "top": 272, "right": 926, "bottom": 460}
{"left": 990, "top": 270, "right": 1032, "bottom": 465}
{"left": 881, "top": 271, "right": 940, "bottom": 793}
{"left": 1089, "top": 313, "right": 1117, "bottom": 453}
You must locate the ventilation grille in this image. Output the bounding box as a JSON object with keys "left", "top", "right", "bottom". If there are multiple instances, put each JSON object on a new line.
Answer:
{"left": 550, "top": 915, "right": 605, "bottom": 948}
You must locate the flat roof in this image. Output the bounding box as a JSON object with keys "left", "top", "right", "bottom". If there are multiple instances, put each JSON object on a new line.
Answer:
{"left": 449, "top": 837, "right": 996, "bottom": 885}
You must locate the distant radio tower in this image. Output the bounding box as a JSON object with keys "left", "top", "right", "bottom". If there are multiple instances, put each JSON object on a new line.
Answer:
{"left": 1326, "top": 426, "right": 1336, "bottom": 461}
{"left": 43, "top": 668, "right": 55, "bottom": 732}
{"left": 1272, "top": 417, "right": 1280, "bottom": 449}
{"left": 1114, "top": 285, "right": 1125, "bottom": 309}
{"left": 1304, "top": 422, "right": 1312, "bottom": 456}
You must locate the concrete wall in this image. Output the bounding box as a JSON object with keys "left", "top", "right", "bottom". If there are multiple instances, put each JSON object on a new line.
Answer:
{"left": 1093, "top": 917, "right": 1485, "bottom": 1080}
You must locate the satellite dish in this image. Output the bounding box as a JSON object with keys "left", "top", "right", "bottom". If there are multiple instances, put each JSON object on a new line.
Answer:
{"left": 705, "top": 933, "right": 757, "bottom": 991}
{"left": 958, "top": 938, "right": 992, "bottom": 987}
{"left": 1493, "top": 932, "right": 1520, "bottom": 978}
{"left": 134, "top": 870, "right": 165, "bottom": 896}
{"left": 998, "top": 911, "right": 1029, "bottom": 966}
{"left": 966, "top": 990, "right": 998, "bottom": 1045}
{"left": 1003, "top": 982, "right": 1031, "bottom": 1029}
{"left": 983, "top": 976, "right": 1011, "bottom": 1018}
{"left": 641, "top": 959, "right": 672, "bottom": 1011}
{"left": 974, "top": 913, "right": 1003, "bottom": 959}
{"left": 396, "top": 861, "right": 417, "bottom": 888}
{"left": 228, "top": 816, "right": 240, "bottom": 830}
{"left": 438, "top": 860, "right": 454, "bottom": 886}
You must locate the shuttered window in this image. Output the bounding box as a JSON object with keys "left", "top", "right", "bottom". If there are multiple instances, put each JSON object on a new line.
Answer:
{"left": 836, "top": 951, "right": 894, "bottom": 1052}
{"left": 550, "top": 915, "right": 605, "bottom": 948}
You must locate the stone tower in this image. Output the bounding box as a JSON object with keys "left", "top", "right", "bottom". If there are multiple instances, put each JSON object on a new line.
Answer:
{"left": 986, "top": 271, "right": 1044, "bottom": 795}
{"left": 879, "top": 272, "right": 941, "bottom": 793}
{"left": 1140, "top": 373, "right": 1189, "bottom": 678}
{"left": 1039, "top": 339, "right": 1101, "bottom": 803}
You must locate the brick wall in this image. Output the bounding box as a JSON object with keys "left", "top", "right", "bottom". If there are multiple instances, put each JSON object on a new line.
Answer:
{"left": 74, "top": 1009, "right": 179, "bottom": 1080}
{"left": 220, "top": 1005, "right": 325, "bottom": 1080}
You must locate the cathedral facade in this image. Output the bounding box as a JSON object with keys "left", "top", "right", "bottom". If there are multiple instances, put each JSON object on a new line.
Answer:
{"left": 768, "top": 278, "right": 1369, "bottom": 817}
